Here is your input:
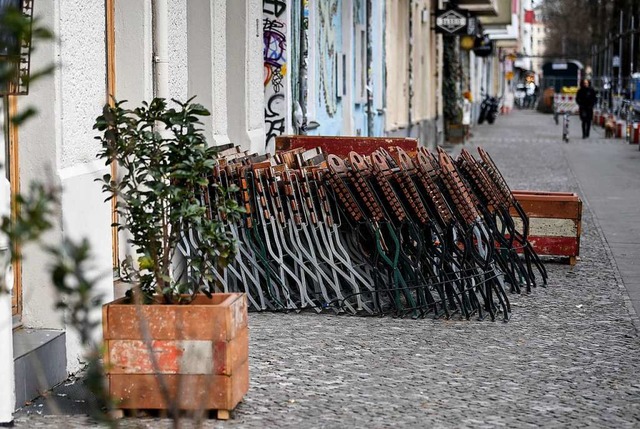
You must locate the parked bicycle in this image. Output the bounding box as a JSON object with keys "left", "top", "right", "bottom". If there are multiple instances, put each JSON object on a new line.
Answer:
{"left": 619, "top": 99, "right": 638, "bottom": 144}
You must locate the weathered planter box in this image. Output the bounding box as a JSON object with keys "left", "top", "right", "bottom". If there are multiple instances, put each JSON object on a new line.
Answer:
{"left": 446, "top": 123, "right": 465, "bottom": 144}
{"left": 275, "top": 135, "right": 418, "bottom": 158}
{"left": 102, "top": 293, "right": 249, "bottom": 419}
{"left": 510, "top": 190, "right": 582, "bottom": 265}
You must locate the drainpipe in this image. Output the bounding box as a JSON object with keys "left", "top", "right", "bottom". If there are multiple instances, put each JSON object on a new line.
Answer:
{"left": 152, "top": 0, "right": 169, "bottom": 99}
{"left": 0, "top": 176, "right": 14, "bottom": 425}
{"left": 407, "top": 0, "right": 414, "bottom": 138}
{"left": 366, "top": 0, "right": 373, "bottom": 136}
{"left": 298, "top": 0, "right": 308, "bottom": 133}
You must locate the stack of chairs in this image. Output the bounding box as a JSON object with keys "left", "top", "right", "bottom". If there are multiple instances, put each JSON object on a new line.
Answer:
{"left": 178, "top": 145, "right": 547, "bottom": 322}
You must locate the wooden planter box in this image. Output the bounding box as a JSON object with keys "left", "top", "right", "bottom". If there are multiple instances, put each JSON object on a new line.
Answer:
{"left": 446, "top": 123, "right": 465, "bottom": 144}
{"left": 510, "top": 190, "right": 582, "bottom": 265}
{"left": 275, "top": 135, "right": 418, "bottom": 158}
{"left": 102, "top": 293, "right": 249, "bottom": 419}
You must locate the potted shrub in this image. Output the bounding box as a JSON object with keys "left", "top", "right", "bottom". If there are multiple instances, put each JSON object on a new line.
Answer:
{"left": 94, "top": 98, "right": 248, "bottom": 419}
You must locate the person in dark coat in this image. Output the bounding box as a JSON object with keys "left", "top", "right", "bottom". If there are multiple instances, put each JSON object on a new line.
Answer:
{"left": 576, "top": 79, "right": 597, "bottom": 138}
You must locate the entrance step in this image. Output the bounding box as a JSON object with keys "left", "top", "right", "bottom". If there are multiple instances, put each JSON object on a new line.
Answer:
{"left": 13, "top": 328, "right": 67, "bottom": 408}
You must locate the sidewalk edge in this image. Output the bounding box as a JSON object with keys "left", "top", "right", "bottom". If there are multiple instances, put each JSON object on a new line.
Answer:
{"left": 566, "top": 154, "right": 640, "bottom": 334}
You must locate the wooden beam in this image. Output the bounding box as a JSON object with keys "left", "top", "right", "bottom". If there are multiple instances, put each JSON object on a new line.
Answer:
{"left": 106, "top": 0, "right": 118, "bottom": 270}
{"left": 8, "top": 96, "right": 21, "bottom": 318}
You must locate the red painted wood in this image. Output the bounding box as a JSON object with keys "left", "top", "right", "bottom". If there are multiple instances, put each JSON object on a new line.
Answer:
{"left": 275, "top": 135, "right": 418, "bottom": 158}
{"left": 511, "top": 191, "right": 582, "bottom": 220}
{"left": 103, "top": 293, "right": 249, "bottom": 411}
{"left": 527, "top": 236, "right": 579, "bottom": 256}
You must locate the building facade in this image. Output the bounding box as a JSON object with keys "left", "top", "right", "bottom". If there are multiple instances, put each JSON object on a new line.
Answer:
{"left": 1, "top": 0, "right": 519, "bottom": 419}
{"left": 1, "top": 0, "right": 264, "bottom": 416}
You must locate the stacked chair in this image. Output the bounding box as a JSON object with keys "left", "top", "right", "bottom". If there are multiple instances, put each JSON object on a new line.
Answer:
{"left": 179, "top": 145, "right": 547, "bottom": 322}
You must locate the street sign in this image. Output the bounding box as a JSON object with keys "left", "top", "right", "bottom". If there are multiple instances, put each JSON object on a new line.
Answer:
{"left": 613, "top": 56, "right": 621, "bottom": 67}
{"left": 473, "top": 35, "right": 493, "bottom": 57}
{"left": 435, "top": 9, "right": 468, "bottom": 35}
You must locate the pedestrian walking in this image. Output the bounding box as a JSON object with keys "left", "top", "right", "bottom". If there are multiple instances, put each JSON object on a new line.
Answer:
{"left": 462, "top": 91, "right": 472, "bottom": 140}
{"left": 576, "top": 79, "right": 596, "bottom": 138}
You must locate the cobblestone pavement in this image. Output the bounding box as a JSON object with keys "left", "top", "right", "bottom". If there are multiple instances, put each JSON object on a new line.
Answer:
{"left": 14, "top": 111, "right": 640, "bottom": 428}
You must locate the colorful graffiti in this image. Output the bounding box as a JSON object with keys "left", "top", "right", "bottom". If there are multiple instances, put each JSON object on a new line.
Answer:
{"left": 264, "top": 18, "right": 286, "bottom": 90}
{"left": 263, "top": 0, "right": 288, "bottom": 152}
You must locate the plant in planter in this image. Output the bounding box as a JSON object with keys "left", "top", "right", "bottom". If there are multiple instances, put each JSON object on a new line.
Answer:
{"left": 94, "top": 98, "right": 248, "bottom": 419}
{"left": 95, "top": 97, "right": 243, "bottom": 303}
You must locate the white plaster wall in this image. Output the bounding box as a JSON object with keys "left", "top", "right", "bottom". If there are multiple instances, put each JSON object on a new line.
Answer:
{"left": 20, "top": 1, "right": 114, "bottom": 375}
{"left": 115, "top": 1, "right": 153, "bottom": 104}
{"left": 59, "top": 2, "right": 112, "bottom": 373}
{"left": 59, "top": 0, "right": 107, "bottom": 169}
{"left": 412, "top": 0, "right": 430, "bottom": 122}
{"left": 385, "top": 0, "right": 410, "bottom": 131}
{"left": 168, "top": 0, "right": 188, "bottom": 102}
{"left": 19, "top": 1, "right": 64, "bottom": 331}
{"left": 226, "top": 0, "right": 264, "bottom": 153}
{"left": 246, "top": 0, "right": 265, "bottom": 152}
{"left": 60, "top": 162, "right": 114, "bottom": 374}
{"left": 187, "top": 0, "right": 230, "bottom": 146}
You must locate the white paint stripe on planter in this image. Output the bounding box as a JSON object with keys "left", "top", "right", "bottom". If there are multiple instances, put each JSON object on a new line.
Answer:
{"left": 513, "top": 217, "right": 577, "bottom": 238}
{"left": 110, "top": 340, "right": 214, "bottom": 374}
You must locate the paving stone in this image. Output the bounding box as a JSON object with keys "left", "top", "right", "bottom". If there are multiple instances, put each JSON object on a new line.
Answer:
{"left": 13, "top": 111, "right": 640, "bottom": 428}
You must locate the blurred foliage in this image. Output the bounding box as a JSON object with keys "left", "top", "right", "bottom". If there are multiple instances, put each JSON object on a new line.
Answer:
{"left": 443, "top": 36, "right": 462, "bottom": 124}
{"left": 95, "top": 97, "right": 244, "bottom": 305}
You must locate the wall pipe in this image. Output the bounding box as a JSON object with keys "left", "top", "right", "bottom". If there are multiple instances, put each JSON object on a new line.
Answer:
{"left": 366, "top": 0, "right": 373, "bottom": 136}
{"left": 618, "top": 10, "right": 623, "bottom": 96}
{"left": 631, "top": 15, "right": 635, "bottom": 75}
{"left": 152, "top": 0, "right": 169, "bottom": 99}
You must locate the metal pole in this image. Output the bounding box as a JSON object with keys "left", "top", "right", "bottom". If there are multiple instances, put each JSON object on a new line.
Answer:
{"left": 618, "top": 10, "right": 623, "bottom": 97}
{"left": 299, "top": 0, "right": 309, "bottom": 133}
{"left": 366, "top": 0, "right": 373, "bottom": 136}
{"left": 608, "top": 32, "right": 613, "bottom": 104}
{"left": 603, "top": 35, "right": 607, "bottom": 87}
{"left": 152, "top": 0, "right": 170, "bottom": 100}
{"left": 631, "top": 15, "right": 635, "bottom": 75}
{"left": 604, "top": 36, "right": 607, "bottom": 81}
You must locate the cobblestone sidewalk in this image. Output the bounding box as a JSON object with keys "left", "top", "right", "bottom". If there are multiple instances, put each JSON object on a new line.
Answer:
{"left": 14, "top": 111, "right": 640, "bottom": 428}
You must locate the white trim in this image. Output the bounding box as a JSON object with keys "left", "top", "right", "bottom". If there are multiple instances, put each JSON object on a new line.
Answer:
{"left": 59, "top": 160, "right": 109, "bottom": 181}
{"left": 513, "top": 218, "right": 578, "bottom": 238}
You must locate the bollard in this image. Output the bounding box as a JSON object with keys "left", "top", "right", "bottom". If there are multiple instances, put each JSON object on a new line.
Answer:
{"left": 616, "top": 120, "right": 625, "bottom": 138}
{"left": 632, "top": 123, "right": 640, "bottom": 144}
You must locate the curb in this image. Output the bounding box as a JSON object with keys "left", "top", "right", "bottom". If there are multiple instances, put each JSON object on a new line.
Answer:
{"left": 565, "top": 148, "right": 640, "bottom": 334}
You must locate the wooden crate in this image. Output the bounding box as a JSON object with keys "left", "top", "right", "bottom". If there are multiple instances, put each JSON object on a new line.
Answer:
{"left": 103, "top": 293, "right": 249, "bottom": 419}
{"left": 446, "top": 123, "right": 465, "bottom": 144}
{"left": 510, "top": 190, "right": 582, "bottom": 265}
{"left": 275, "top": 135, "right": 418, "bottom": 158}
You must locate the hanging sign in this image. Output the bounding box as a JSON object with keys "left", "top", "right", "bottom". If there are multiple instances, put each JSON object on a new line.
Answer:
{"left": 466, "top": 16, "right": 481, "bottom": 37}
{"left": 473, "top": 35, "right": 494, "bottom": 57}
{"left": 435, "top": 8, "right": 468, "bottom": 35}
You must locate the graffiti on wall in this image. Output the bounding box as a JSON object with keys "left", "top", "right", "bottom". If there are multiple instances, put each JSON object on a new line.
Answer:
{"left": 264, "top": 0, "right": 288, "bottom": 151}
{"left": 318, "top": 0, "right": 338, "bottom": 117}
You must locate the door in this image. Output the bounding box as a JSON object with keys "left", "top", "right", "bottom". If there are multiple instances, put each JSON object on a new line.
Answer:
{"left": 0, "top": 96, "right": 19, "bottom": 322}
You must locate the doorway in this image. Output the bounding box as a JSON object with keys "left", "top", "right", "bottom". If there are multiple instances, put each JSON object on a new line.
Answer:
{"left": 0, "top": 96, "right": 21, "bottom": 324}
